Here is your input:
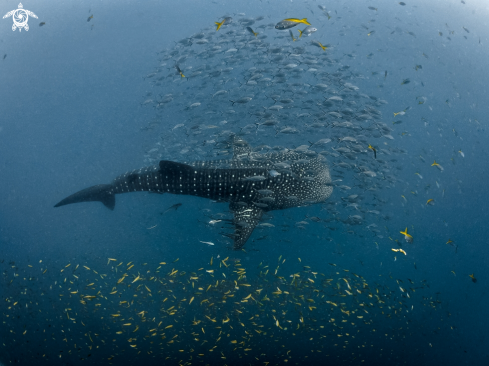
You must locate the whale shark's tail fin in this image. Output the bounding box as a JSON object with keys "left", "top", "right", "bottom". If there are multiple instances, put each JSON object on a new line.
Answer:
{"left": 54, "top": 184, "right": 115, "bottom": 210}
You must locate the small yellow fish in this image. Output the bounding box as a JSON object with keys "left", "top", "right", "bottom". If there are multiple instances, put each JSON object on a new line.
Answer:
{"left": 246, "top": 26, "right": 258, "bottom": 37}
{"left": 312, "top": 40, "right": 327, "bottom": 51}
{"left": 400, "top": 227, "right": 413, "bottom": 243}
{"left": 393, "top": 107, "right": 410, "bottom": 117}
{"left": 431, "top": 160, "right": 444, "bottom": 171}
{"left": 289, "top": 30, "right": 296, "bottom": 42}
{"left": 368, "top": 144, "right": 377, "bottom": 159}
{"left": 284, "top": 18, "right": 311, "bottom": 25}
{"left": 215, "top": 17, "right": 232, "bottom": 31}
{"left": 175, "top": 64, "right": 185, "bottom": 78}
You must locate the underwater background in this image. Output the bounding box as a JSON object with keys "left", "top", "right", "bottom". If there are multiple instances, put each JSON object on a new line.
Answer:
{"left": 1, "top": 0, "right": 488, "bottom": 365}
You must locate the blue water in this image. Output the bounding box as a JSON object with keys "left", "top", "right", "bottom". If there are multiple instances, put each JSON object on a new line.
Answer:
{"left": 1, "top": 0, "right": 488, "bottom": 364}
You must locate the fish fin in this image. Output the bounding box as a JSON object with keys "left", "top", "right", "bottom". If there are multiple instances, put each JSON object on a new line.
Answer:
{"left": 303, "top": 18, "right": 311, "bottom": 25}
{"left": 298, "top": 29, "right": 303, "bottom": 37}
{"left": 229, "top": 203, "right": 263, "bottom": 250}
{"left": 54, "top": 184, "right": 115, "bottom": 210}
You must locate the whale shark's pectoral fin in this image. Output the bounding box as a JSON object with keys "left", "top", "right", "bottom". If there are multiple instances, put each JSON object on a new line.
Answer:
{"left": 228, "top": 202, "right": 263, "bottom": 250}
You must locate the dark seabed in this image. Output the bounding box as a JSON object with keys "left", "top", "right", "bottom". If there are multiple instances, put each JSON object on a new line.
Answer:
{"left": 1, "top": 0, "right": 488, "bottom": 365}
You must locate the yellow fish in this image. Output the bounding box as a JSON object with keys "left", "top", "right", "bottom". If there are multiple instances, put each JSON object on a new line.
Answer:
{"left": 400, "top": 227, "right": 413, "bottom": 243}
{"left": 368, "top": 144, "right": 377, "bottom": 159}
{"left": 312, "top": 40, "right": 327, "bottom": 51}
{"left": 215, "top": 17, "right": 232, "bottom": 31}
{"left": 284, "top": 18, "right": 311, "bottom": 25}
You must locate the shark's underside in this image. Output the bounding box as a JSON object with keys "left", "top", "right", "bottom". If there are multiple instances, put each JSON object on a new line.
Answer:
{"left": 54, "top": 137, "right": 333, "bottom": 249}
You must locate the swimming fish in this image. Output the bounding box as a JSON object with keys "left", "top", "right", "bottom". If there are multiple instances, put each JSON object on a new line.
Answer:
{"left": 368, "top": 144, "right": 377, "bottom": 159}
{"left": 215, "top": 17, "right": 232, "bottom": 31}
{"left": 298, "top": 26, "right": 317, "bottom": 37}
{"left": 311, "top": 40, "right": 327, "bottom": 51}
{"left": 275, "top": 18, "right": 311, "bottom": 30}
{"left": 246, "top": 27, "right": 258, "bottom": 37}
{"left": 400, "top": 227, "right": 413, "bottom": 243}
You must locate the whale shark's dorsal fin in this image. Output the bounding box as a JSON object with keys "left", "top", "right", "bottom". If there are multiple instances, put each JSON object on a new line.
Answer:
{"left": 228, "top": 202, "right": 263, "bottom": 250}
{"left": 232, "top": 136, "right": 252, "bottom": 160}
{"left": 159, "top": 160, "right": 193, "bottom": 174}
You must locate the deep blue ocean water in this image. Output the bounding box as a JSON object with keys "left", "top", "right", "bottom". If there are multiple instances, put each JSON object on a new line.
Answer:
{"left": 1, "top": 0, "right": 488, "bottom": 365}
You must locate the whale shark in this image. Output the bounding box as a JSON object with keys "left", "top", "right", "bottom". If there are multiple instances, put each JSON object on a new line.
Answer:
{"left": 54, "top": 137, "right": 333, "bottom": 249}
